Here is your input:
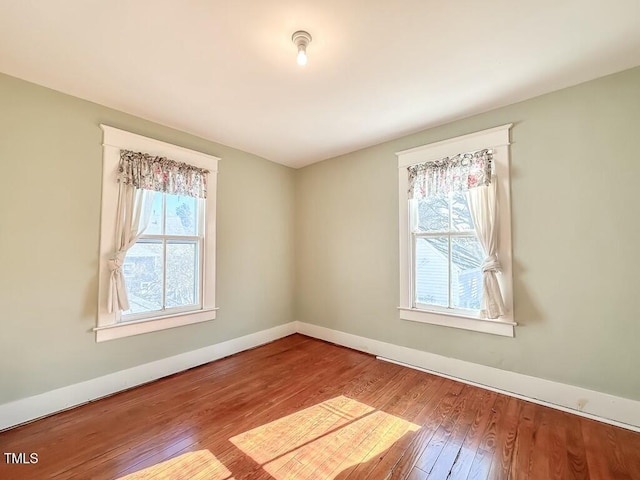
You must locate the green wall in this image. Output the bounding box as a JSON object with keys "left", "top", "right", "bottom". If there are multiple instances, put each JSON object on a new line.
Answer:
{"left": 2, "top": 67, "right": 639, "bottom": 408}
{"left": 0, "top": 73, "right": 295, "bottom": 404}
{"left": 295, "top": 67, "right": 640, "bottom": 401}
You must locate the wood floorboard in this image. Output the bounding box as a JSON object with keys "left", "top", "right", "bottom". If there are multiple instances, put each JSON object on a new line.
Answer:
{"left": 350, "top": 375, "right": 442, "bottom": 479}
{"left": 345, "top": 376, "right": 448, "bottom": 479}
{"left": 546, "top": 409, "right": 570, "bottom": 480}
{"left": 486, "top": 396, "right": 521, "bottom": 480}
{"left": 0, "top": 334, "right": 638, "bottom": 480}
{"left": 308, "top": 367, "right": 418, "bottom": 479}
{"left": 562, "top": 411, "right": 590, "bottom": 480}
{"left": 414, "top": 384, "right": 473, "bottom": 474}
{"left": 467, "top": 447, "right": 493, "bottom": 480}
{"left": 582, "top": 418, "right": 633, "bottom": 480}
{"left": 448, "top": 391, "right": 498, "bottom": 480}
{"left": 228, "top": 358, "right": 401, "bottom": 474}
{"left": 283, "top": 361, "right": 417, "bottom": 480}
{"left": 87, "top": 339, "right": 373, "bottom": 478}
{"left": 387, "top": 380, "right": 465, "bottom": 479}
{"left": 426, "top": 387, "right": 486, "bottom": 479}
{"left": 617, "top": 427, "right": 640, "bottom": 479}
{"left": 226, "top": 359, "right": 407, "bottom": 480}
{"left": 338, "top": 370, "right": 433, "bottom": 480}
{"left": 53, "top": 336, "right": 335, "bottom": 477}
{"left": 508, "top": 401, "right": 536, "bottom": 480}
{"left": 112, "top": 347, "right": 387, "bottom": 479}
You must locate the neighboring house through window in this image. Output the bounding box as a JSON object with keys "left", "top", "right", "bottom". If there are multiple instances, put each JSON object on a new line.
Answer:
{"left": 397, "top": 125, "right": 515, "bottom": 337}
{"left": 96, "top": 126, "right": 219, "bottom": 342}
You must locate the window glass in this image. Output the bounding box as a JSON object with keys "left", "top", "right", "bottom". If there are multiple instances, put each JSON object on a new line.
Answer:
{"left": 166, "top": 195, "right": 198, "bottom": 236}
{"left": 451, "top": 191, "right": 474, "bottom": 231}
{"left": 166, "top": 241, "right": 198, "bottom": 308}
{"left": 122, "top": 241, "right": 163, "bottom": 315}
{"left": 451, "top": 236, "right": 483, "bottom": 310}
{"left": 145, "top": 193, "right": 164, "bottom": 235}
{"left": 416, "top": 194, "right": 449, "bottom": 233}
{"left": 415, "top": 237, "right": 449, "bottom": 307}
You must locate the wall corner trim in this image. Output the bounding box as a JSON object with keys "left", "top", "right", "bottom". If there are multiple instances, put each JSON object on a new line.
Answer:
{"left": 0, "top": 322, "right": 296, "bottom": 431}
{"left": 295, "top": 321, "right": 640, "bottom": 432}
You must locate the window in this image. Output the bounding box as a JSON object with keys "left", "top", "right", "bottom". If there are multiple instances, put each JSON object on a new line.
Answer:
{"left": 96, "top": 126, "right": 219, "bottom": 342}
{"left": 397, "top": 125, "right": 515, "bottom": 337}
{"left": 121, "top": 192, "right": 203, "bottom": 320}
{"left": 413, "top": 191, "right": 484, "bottom": 312}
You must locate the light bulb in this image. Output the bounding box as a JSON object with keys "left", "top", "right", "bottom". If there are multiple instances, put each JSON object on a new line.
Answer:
{"left": 297, "top": 49, "right": 307, "bottom": 66}
{"left": 292, "top": 30, "right": 311, "bottom": 66}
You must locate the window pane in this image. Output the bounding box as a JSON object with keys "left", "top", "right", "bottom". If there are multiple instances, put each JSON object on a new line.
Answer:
{"left": 415, "top": 237, "right": 449, "bottom": 307}
{"left": 166, "top": 194, "right": 198, "bottom": 236}
{"left": 122, "top": 241, "right": 163, "bottom": 316}
{"left": 451, "top": 236, "right": 484, "bottom": 310}
{"left": 416, "top": 193, "right": 449, "bottom": 232}
{"left": 145, "top": 193, "right": 164, "bottom": 235}
{"left": 166, "top": 242, "right": 198, "bottom": 308}
{"left": 451, "top": 191, "right": 474, "bottom": 232}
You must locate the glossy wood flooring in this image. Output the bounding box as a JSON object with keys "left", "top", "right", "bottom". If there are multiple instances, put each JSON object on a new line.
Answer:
{"left": 1, "top": 334, "right": 639, "bottom": 479}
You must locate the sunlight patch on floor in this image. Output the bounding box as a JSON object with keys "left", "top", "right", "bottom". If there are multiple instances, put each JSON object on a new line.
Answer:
{"left": 230, "top": 395, "right": 420, "bottom": 479}
{"left": 117, "top": 450, "right": 232, "bottom": 480}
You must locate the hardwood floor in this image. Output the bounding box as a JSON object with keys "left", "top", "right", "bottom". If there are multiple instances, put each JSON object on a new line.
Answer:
{"left": 1, "top": 334, "right": 638, "bottom": 479}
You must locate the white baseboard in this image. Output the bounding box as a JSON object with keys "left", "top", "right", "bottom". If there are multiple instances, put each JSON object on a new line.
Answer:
{"left": 295, "top": 321, "right": 640, "bottom": 432}
{"left": 0, "top": 322, "right": 296, "bottom": 431}
{"left": 3, "top": 320, "right": 638, "bottom": 433}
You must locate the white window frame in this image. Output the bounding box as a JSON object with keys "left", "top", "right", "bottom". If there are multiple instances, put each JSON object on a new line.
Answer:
{"left": 95, "top": 125, "right": 219, "bottom": 342}
{"left": 397, "top": 124, "right": 515, "bottom": 337}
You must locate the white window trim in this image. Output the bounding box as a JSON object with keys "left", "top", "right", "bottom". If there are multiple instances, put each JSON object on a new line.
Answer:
{"left": 397, "top": 124, "right": 515, "bottom": 337}
{"left": 96, "top": 125, "right": 219, "bottom": 342}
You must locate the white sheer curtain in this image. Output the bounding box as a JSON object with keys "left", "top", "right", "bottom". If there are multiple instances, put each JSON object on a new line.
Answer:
{"left": 466, "top": 179, "right": 505, "bottom": 319}
{"left": 107, "top": 184, "right": 155, "bottom": 313}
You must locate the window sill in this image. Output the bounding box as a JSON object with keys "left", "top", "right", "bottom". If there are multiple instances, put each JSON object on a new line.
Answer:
{"left": 398, "top": 307, "right": 515, "bottom": 337}
{"left": 94, "top": 308, "right": 218, "bottom": 342}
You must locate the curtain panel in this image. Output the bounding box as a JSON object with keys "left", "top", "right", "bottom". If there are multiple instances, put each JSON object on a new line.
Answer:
{"left": 107, "top": 186, "right": 155, "bottom": 313}
{"left": 119, "top": 149, "right": 209, "bottom": 199}
{"left": 467, "top": 181, "right": 505, "bottom": 319}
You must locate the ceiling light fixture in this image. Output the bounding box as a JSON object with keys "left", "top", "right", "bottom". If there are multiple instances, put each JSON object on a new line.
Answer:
{"left": 292, "top": 30, "right": 312, "bottom": 66}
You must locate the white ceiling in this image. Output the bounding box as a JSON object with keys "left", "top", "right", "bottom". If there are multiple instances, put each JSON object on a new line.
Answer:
{"left": 1, "top": 1, "right": 639, "bottom": 168}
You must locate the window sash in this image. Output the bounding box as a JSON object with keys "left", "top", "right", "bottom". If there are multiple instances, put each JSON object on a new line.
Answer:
{"left": 411, "top": 189, "right": 480, "bottom": 312}
{"left": 414, "top": 231, "right": 475, "bottom": 238}
{"left": 120, "top": 238, "right": 204, "bottom": 322}
{"left": 119, "top": 193, "right": 205, "bottom": 323}
{"left": 412, "top": 233, "right": 480, "bottom": 313}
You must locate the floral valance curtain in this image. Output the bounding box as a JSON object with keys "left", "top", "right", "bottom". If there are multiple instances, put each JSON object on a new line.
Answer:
{"left": 408, "top": 149, "right": 493, "bottom": 199}
{"left": 118, "top": 150, "right": 209, "bottom": 199}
